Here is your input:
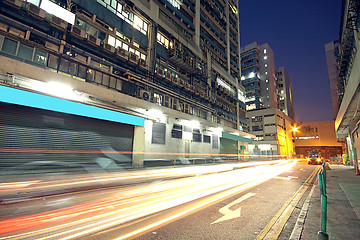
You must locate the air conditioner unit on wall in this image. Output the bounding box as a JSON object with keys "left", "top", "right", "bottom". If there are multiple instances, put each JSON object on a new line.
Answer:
{"left": 139, "top": 59, "right": 147, "bottom": 70}
{"left": 4, "top": 0, "right": 22, "bottom": 9}
{"left": 129, "top": 52, "right": 139, "bottom": 65}
{"left": 28, "top": 3, "right": 46, "bottom": 19}
{"left": 156, "top": 67, "right": 164, "bottom": 78}
{"left": 116, "top": 47, "right": 128, "bottom": 61}
{"left": 104, "top": 43, "right": 115, "bottom": 53}
{"left": 50, "top": 15, "right": 67, "bottom": 30}
{"left": 86, "top": 34, "right": 100, "bottom": 46}
{"left": 165, "top": 71, "right": 171, "bottom": 81}
{"left": 140, "top": 90, "right": 151, "bottom": 101}
{"left": 71, "top": 25, "right": 85, "bottom": 39}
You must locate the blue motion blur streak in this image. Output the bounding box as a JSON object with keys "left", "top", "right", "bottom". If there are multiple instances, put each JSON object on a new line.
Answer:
{"left": 0, "top": 85, "right": 144, "bottom": 126}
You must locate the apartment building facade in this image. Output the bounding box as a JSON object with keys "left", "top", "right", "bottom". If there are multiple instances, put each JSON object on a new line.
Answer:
{"left": 0, "top": 0, "right": 253, "bottom": 168}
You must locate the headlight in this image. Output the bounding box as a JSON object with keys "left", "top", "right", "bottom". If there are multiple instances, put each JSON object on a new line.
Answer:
{"left": 317, "top": 158, "right": 321, "bottom": 162}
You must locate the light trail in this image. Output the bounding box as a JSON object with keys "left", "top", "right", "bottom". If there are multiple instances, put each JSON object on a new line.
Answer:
{"left": 0, "top": 160, "right": 297, "bottom": 240}
{"left": 0, "top": 160, "right": 286, "bottom": 195}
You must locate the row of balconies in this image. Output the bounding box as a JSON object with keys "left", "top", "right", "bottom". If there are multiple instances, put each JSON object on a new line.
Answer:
{"left": 212, "top": 91, "right": 236, "bottom": 113}
{"left": 156, "top": 67, "right": 209, "bottom": 99}
{"left": 201, "top": 0, "right": 226, "bottom": 26}
{"left": 3, "top": 0, "right": 68, "bottom": 31}
{"left": 214, "top": 82, "right": 237, "bottom": 100}
{"left": 69, "top": 26, "right": 147, "bottom": 71}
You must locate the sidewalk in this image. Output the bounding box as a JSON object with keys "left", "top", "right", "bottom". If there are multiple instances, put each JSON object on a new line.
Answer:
{"left": 301, "top": 164, "right": 360, "bottom": 239}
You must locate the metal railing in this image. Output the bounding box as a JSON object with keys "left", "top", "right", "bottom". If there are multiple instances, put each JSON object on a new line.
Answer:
{"left": 318, "top": 163, "right": 329, "bottom": 240}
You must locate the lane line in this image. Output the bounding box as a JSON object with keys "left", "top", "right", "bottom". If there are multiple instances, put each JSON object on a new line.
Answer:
{"left": 255, "top": 166, "right": 320, "bottom": 240}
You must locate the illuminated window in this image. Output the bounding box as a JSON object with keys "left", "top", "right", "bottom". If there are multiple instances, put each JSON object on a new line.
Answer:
{"left": 157, "top": 32, "right": 171, "bottom": 49}
{"left": 107, "top": 35, "right": 116, "bottom": 46}
{"left": 133, "top": 15, "right": 148, "bottom": 35}
{"left": 167, "top": 0, "right": 181, "bottom": 9}
{"left": 265, "top": 79, "right": 269, "bottom": 82}
{"left": 264, "top": 49, "right": 267, "bottom": 54}
{"left": 264, "top": 56, "right": 268, "bottom": 60}
{"left": 122, "top": 43, "right": 129, "bottom": 51}
{"left": 97, "top": 0, "right": 147, "bottom": 35}
{"left": 246, "top": 104, "right": 256, "bottom": 111}
{"left": 265, "top": 64, "right": 268, "bottom": 67}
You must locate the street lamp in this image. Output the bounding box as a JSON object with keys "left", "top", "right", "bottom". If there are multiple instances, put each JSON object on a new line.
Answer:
{"left": 292, "top": 126, "right": 298, "bottom": 157}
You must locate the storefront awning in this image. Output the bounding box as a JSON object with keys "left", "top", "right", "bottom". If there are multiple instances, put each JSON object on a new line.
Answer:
{"left": 0, "top": 85, "right": 144, "bottom": 127}
{"left": 222, "top": 132, "right": 252, "bottom": 143}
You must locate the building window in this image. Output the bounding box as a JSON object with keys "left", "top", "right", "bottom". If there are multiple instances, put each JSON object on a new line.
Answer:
{"left": 252, "top": 125, "right": 263, "bottom": 131}
{"left": 193, "top": 133, "right": 202, "bottom": 142}
{"left": 18, "top": 43, "right": 33, "bottom": 61}
{"left": 152, "top": 122, "right": 166, "bottom": 144}
{"left": 97, "top": 0, "right": 148, "bottom": 35}
{"left": 133, "top": 15, "right": 148, "bottom": 35}
{"left": 171, "top": 129, "right": 182, "bottom": 139}
{"left": 1, "top": 38, "right": 48, "bottom": 66}
{"left": 157, "top": 32, "right": 172, "bottom": 49}
{"left": 2, "top": 38, "right": 17, "bottom": 55}
{"left": 203, "top": 135, "right": 211, "bottom": 143}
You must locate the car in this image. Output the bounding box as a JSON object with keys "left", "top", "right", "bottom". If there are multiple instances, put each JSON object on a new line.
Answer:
{"left": 307, "top": 152, "right": 324, "bottom": 165}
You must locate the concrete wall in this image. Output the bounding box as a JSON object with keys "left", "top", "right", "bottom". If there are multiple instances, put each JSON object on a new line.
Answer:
{"left": 143, "top": 118, "right": 221, "bottom": 160}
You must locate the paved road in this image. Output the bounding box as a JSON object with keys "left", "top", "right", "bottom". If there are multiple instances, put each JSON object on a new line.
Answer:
{"left": 0, "top": 160, "right": 319, "bottom": 240}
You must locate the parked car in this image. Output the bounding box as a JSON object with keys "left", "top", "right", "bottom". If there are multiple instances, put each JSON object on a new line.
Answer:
{"left": 307, "top": 152, "right": 324, "bottom": 165}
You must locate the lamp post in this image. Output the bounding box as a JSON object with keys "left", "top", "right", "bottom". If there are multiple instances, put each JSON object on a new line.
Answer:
{"left": 292, "top": 126, "right": 298, "bottom": 157}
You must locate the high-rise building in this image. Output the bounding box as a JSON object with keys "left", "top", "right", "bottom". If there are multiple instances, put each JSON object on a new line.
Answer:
{"left": 335, "top": 0, "right": 360, "bottom": 166}
{"left": 240, "top": 42, "right": 295, "bottom": 156}
{"left": 240, "top": 42, "right": 277, "bottom": 111}
{"left": 324, "top": 40, "right": 340, "bottom": 118}
{"left": 0, "top": 0, "right": 253, "bottom": 168}
{"left": 276, "top": 67, "right": 295, "bottom": 119}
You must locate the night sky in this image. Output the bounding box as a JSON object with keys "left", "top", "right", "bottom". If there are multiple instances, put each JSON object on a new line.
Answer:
{"left": 239, "top": 0, "right": 342, "bottom": 123}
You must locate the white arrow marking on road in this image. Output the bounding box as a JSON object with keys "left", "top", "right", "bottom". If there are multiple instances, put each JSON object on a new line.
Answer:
{"left": 211, "top": 192, "right": 256, "bottom": 224}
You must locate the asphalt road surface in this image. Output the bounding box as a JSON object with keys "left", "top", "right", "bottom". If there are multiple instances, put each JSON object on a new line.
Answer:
{"left": 0, "top": 159, "right": 319, "bottom": 240}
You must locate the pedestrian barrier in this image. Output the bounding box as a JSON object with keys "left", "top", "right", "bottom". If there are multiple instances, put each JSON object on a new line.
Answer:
{"left": 318, "top": 163, "right": 329, "bottom": 240}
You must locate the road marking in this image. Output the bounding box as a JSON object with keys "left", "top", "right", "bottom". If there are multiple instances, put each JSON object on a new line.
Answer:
{"left": 211, "top": 192, "right": 255, "bottom": 224}
{"left": 274, "top": 176, "right": 298, "bottom": 180}
{"left": 287, "top": 176, "right": 298, "bottom": 179}
{"left": 274, "top": 176, "right": 292, "bottom": 180}
{"left": 289, "top": 184, "right": 316, "bottom": 240}
{"left": 255, "top": 166, "right": 320, "bottom": 240}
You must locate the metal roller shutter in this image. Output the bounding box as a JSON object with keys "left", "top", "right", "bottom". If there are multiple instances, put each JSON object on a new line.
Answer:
{"left": 0, "top": 103, "right": 134, "bottom": 174}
